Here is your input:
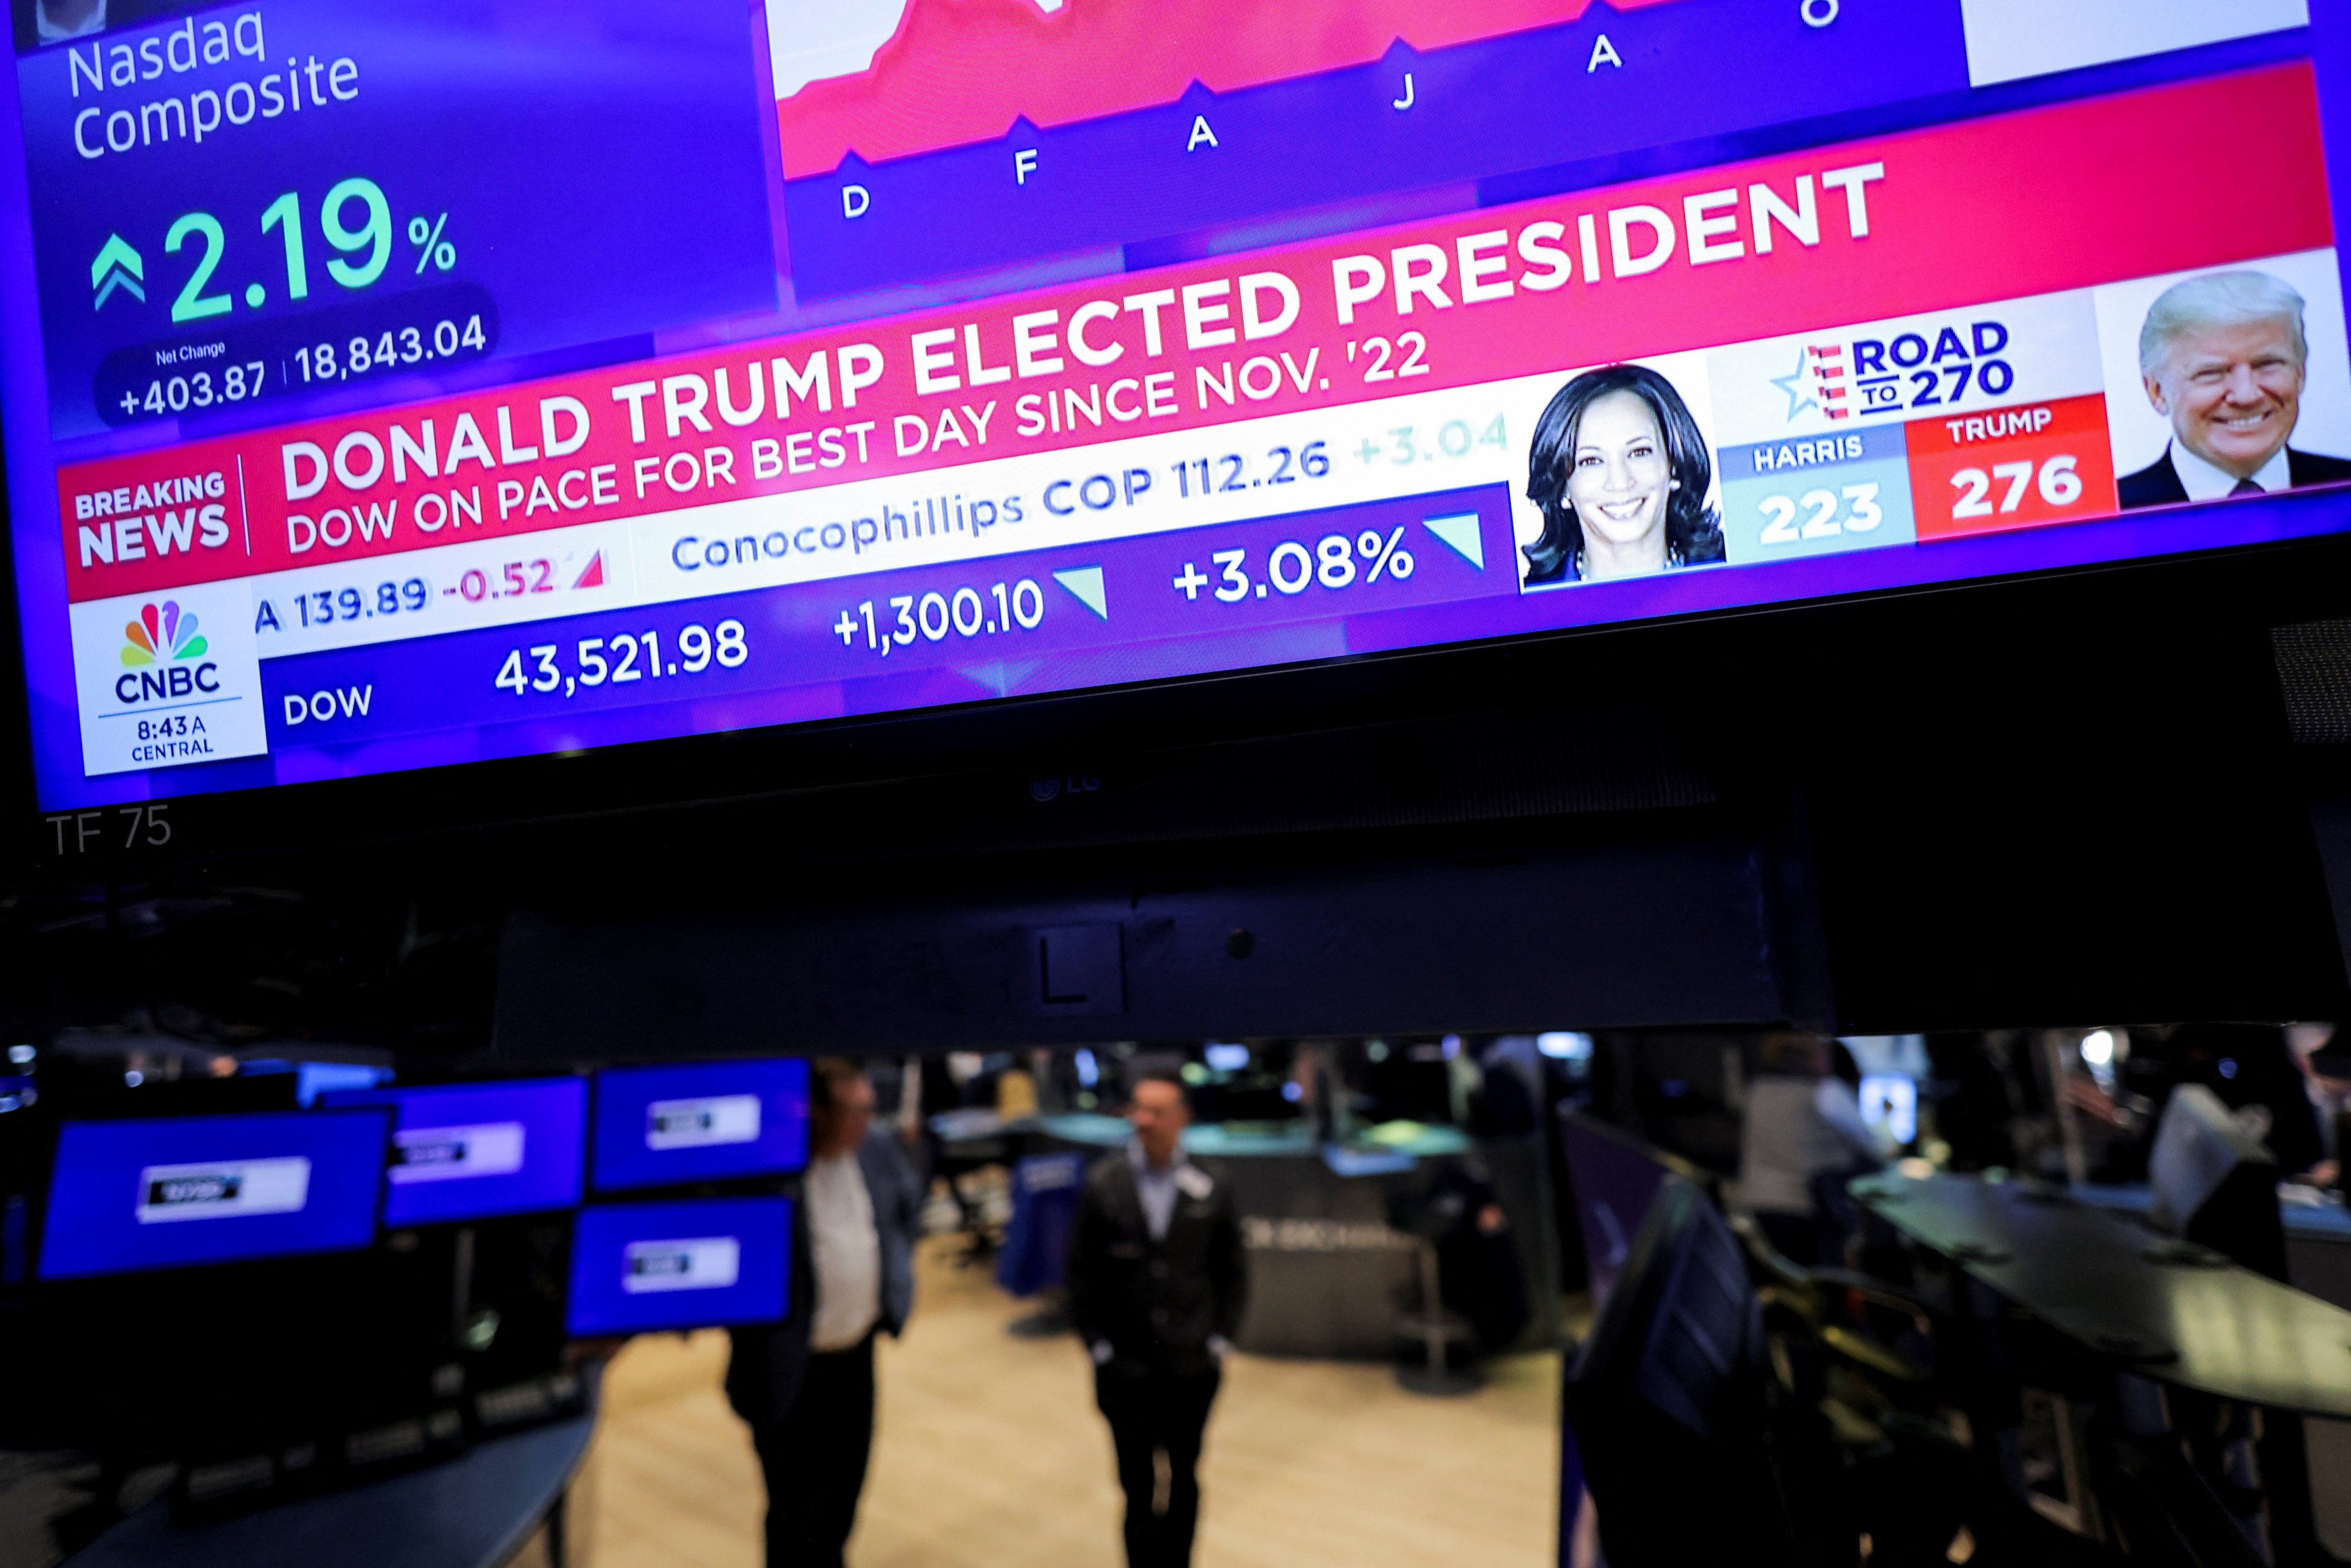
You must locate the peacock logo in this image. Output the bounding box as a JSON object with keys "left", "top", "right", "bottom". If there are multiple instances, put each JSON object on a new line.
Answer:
{"left": 121, "top": 601, "right": 206, "bottom": 668}
{"left": 80, "top": 584, "right": 265, "bottom": 770}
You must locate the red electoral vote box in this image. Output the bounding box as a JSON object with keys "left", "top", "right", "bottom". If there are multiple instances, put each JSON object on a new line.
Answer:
{"left": 1905, "top": 394, "right": 2118, "bottom": 542}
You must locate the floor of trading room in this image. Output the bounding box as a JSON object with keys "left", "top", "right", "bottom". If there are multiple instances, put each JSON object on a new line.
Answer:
{"left": 588, "top": 1236, "right": 1562, "bottom": 1568}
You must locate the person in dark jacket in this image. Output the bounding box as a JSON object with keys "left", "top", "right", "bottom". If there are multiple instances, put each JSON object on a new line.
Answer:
{"left": 725, "top": 1059, "right": 922, "bottom": 1568}
{"left": 2117, "top": 270, "right": 2351, "bottom": 509}
{"left": 1521, "top": 363, "right": 1726, "bottom": 586}
{"left": 1068, "top": 1067, "right": 1247, "bottom": 1568}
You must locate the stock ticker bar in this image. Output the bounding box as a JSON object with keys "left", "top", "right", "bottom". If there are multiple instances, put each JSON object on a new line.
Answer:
{"left": 39, "top": 65, "right": 2350, "bottom": 793}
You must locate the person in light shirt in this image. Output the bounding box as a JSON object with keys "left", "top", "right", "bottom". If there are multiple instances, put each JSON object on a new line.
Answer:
{"left": 1737, "top": 1034, "right": 1880, "bottom": 1265}
{"left": 2118, "top": 270, "right": 2351, "bottom": 508}
{"left": 726, "top": 1058, "right": 921, "bottom": 1568}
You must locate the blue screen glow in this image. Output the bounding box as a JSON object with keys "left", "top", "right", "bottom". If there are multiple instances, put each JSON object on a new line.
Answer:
{"left": 590, "top": 1059, "right": 810, "bottom": 1193}
{"left": 323, "top": 1077, "right": 587, "bottom": 1225}
{"left": 566, "top": 1195, "right": 791, "bottom": 1335}
{"left": 39, "top": 1109, "right": 389, "bottom": 1279}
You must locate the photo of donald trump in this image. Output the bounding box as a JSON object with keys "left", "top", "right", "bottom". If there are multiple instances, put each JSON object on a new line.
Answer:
{"left": 2119, "top": 269, "right": 2351, "bottom": 508}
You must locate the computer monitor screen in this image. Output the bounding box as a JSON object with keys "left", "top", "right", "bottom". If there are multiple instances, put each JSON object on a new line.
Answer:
{"left": 321, "top": 1077, "right": 586, "bottom": 1225}
{"left": 1858, "top": 1074, "right": 1917, "bottom": 1147}
{"left": 564, "top": 1195, "right": 792, "bottom": 1335}
{"left": 590, "top": 1059, "right": 810, "bottom": 1192}
{"left": 1564, "top": 1174, "right": 1772, "bottom": 1562}
{"left": 3, "top": 6, "right": 2348, "bottom": 816}
{"left": 38, "top": 1109, "right": 389, "bottom": 1279}
{"left": 1558, "top": 1109, "right": 1699, "bottom": 1312}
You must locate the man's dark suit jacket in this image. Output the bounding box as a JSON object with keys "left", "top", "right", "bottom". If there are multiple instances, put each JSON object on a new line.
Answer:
{"left": 2118, "top": 445, "right": 2351, "bottom": 509}
{"left": 724, "top": 1125, "right": 921, "bottom": 1428}
{"left": 1067, "top": 1150, "right": 1248, "bottom": 1378}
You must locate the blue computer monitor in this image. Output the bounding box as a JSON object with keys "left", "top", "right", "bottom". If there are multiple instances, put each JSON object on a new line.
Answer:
{"left": 322, "top": 1078, "right": 588, "bottom": 1226}
{"left": 589, "top": 1060, "right": 810, "bottom": 1193}
{"left": 565, "top": 1196, "right": 792, "bottom": 1335}
{"left": 38, "top": 1110, "right": 390, "bottom": 1280}
{"left": 1858, "top": 1075, "right": 1918, "bottom": 1147}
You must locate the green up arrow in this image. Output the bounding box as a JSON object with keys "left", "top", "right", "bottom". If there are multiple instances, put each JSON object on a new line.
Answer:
{"left": 90, "top": 234, "right": 145, "bottom": 309}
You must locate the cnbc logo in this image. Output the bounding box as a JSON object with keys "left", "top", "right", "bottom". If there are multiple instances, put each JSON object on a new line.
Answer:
{"left": 73, "top": 582, "right": 264, "bottom": 776}
{"left": 114, "top": 599, "right": 219, "bottom": 703}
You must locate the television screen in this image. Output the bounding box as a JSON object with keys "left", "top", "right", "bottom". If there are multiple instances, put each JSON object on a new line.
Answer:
{"left": 38, "top": 1108, "right": 389, "bottom": 1278}
{"left": 1857, "top": 1074, "right": 1916, "bottom": 1147}
{"left": 321, "top": 1077, "right": 586, "bottom": 1225}
{"left": 1558, "top": 1108, "right": 1692, "bottom": 1312}
{"left": 2, "top": 3, "right": 2345, "bottom": 810}
{"left": 565, "top": 1195, "right": 792, "bottom": 1335}
{"left": 590, "top": 1059, "right": 810, "bottom": 1192}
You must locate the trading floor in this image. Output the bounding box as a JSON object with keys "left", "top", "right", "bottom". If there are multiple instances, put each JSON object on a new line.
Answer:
{"left": 17, "top": 3, "right": 2351, "bottom": 1566}
{"left": 592, "top": 1237, "right": 1563, "bottom": 1568}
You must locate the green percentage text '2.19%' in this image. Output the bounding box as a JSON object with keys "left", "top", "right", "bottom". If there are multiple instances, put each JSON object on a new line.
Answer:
{"left": 88, "top": 177, "right": 456, "bottom": 325}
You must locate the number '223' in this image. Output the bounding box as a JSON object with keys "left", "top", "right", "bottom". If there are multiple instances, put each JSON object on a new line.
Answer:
{"left": 1757, "top": 482, "right": 1883, "bottom": 544}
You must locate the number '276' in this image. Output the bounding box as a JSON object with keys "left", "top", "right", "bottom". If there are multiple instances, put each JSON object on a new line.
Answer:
{"left": 1950, "top": 456, "right": 2081, "bottom": 519}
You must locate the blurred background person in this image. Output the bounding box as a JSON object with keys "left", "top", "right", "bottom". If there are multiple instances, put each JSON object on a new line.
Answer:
{"left": 2290, "top": 1022, "right": 2345, "bottom": 1188}
{"left": 1737, "top": 1033, "right": 1880, "bottom": 1264}
{"left": 726, "top": 1059, "right": 923, "bottom": 1568}
{"left": 1923, "top": 1032, "right": 2020, "bottom": 1172}
{"left": 2158, "top": 1023, "right": 2324, "bottom": 1182}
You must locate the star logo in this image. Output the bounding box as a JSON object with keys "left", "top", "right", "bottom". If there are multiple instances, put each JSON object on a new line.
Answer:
{"left": 1771, "top": 348, "right": 1816, "bottom": 422}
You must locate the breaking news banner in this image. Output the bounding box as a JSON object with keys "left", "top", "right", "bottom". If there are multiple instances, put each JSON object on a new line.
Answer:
{"left": 47, "top": 65, "right": 2348, "bottom": 779}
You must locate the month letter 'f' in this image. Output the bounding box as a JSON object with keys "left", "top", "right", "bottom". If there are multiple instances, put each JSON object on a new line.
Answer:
{"left": 1015, "top": 148, "right": 1038, "bottom": 185}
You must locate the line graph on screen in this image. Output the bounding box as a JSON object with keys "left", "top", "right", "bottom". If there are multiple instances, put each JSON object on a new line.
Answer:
{"left": 770, "top": 0, "right": 1699, "bottom": 176}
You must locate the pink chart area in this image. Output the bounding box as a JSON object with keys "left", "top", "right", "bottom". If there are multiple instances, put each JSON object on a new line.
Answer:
{"left": 774, "top": 0, "right": 1697, "bottom": 177}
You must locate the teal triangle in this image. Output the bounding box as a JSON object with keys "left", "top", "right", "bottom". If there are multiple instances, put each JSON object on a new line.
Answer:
{"left": 1423, "top": 513, "right": 1484, "bottom": 571}
{"left": 1052, "top": 566, "right": 1108, "bottom": 620}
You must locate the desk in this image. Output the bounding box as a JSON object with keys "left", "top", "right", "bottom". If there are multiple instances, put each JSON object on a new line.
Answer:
{"left": 932, "top": 1110, "right": 1471, "bottom": 1163}
{"left": 61, "top": 1411, "right": 595, "bottom": 1568}
{"left": 2072, "top": 1182, "right": 2351, "bottom": 1312}
{"left": 1852, "top": 1172, "right": 2351, "bottom": 1419}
